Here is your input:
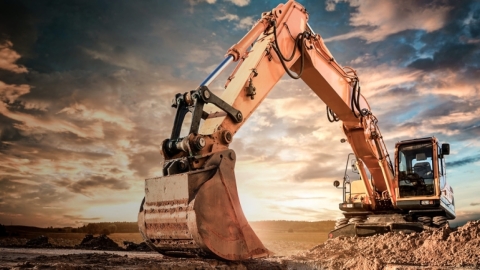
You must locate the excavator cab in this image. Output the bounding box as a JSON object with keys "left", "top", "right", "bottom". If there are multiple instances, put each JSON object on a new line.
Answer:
{"left": 397, "top": 141, "right": 436, "bottom": 197}
{"left": 395, "top": 137, "right": 455, "bottom": 223}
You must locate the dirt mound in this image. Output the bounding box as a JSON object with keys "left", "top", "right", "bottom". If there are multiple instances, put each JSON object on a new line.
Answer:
{"left": 290, "top": 220, "right": 480, "bottom": 269}
{"left": 123, "top": 241, "right": 152, "bottom": 251}
{"left": 75, "top": 234, "right": 123, "bottom": 251}
{"left": 25, "top": 235, "right": 52, "bottom": 248}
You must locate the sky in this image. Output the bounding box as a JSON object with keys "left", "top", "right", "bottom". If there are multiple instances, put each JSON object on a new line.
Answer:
{"left": 0, "top": 0, "right": 479, "bottom": 228}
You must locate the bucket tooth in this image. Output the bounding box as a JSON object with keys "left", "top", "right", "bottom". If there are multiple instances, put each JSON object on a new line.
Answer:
{"left": 138, "top": 150, "right": 271, "bottom": 260}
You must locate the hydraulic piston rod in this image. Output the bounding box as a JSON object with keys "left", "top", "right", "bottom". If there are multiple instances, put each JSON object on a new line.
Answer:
{"left": 199, "top": 55, "right": 234, "bottom": 87}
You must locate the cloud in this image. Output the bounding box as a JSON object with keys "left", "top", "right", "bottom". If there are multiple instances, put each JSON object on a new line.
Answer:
{"left": 216, "top": 13, "right": 254, "bottom": 30}
{"left": 0, "top": 81, "right": 30, "bottom": 104}
{"left": 128, "top": 150, "right": 163, "bottom": 178}
{"left": 276, "top": 195, "right": 329, "bottom": 201}
{"left": 0, "top": 104, "right": 105, "bottom": 139}
{"left": 82, "top": 45, "right": 152, "bottom": 72}
{"left": 471, "top": 202, "right": 480, "bottom": 206}
{"left": 428, "top": 108, "right": 480, "bottom": 127}
{"left": 408, "top": 43, "right": 479, "bottom": 72}
{"left": 356, "top": 65, "right": 423, "bottom": 96}
{"left": 0, "top": 177, "right": 76, "bottom": 226}
{"left": 57, "top": 103, "right": 135, "bottom": 131}
{"left": 292, "top": 159, "right": 343, "bottom": 182}
{"left": 56, "top": 176, "right": 130, "bottom": 195}
{"left": 266, "top": 204, "right": 339, "bottom": 221}
{"left": 237, "top": 16, "right": 255, "bottom": 30}
{"left": 325, "top": 0, "right": 343, "bottom": 11}
{"left": 325, "top": 0, "right": 452, "bottom": 43}
{"left": 0, "top": 41, "right": 28, "bottom": 73}
{"left": 217, "top": 13, "right": 239, "bottom": 21}
{"left": 63, "top": 214, "right": 101, "bottom": 221}
{"left": 226, "top": 0, "right": 250, "bottom": 7}
{"left": 448, "top": 154, "right": 480, "bottom": 168}
{"left": 188, "top": 0, "right": 216, "bottom": 4}
{"left": 344, "top": 60, "right": 480, "bottom": 139}
{"left": 186, "top": 0, "right": 216, "bottom": 13}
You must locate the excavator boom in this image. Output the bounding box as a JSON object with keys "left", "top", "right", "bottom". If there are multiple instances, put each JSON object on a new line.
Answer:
{"left": 138, "top": 1, "right": 310, "bottom": 259}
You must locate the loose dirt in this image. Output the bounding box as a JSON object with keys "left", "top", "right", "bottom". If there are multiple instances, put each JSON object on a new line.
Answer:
{"left": 288, "top": 220, "right": 480, "bottom": 269}
{"left": 0, "top": 221, "right": 479, "bottom": 269}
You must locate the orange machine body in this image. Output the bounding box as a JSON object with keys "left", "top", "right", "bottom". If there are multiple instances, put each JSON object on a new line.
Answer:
{"left": 138, "top": 0, "right": 454, "bottom": 260}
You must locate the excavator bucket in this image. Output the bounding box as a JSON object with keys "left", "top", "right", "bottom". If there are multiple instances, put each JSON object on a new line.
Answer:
{"left": 137, "top": 150, "right": 271, "bottom": 260}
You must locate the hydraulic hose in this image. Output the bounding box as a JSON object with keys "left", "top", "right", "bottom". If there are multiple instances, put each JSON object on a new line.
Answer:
{"left": 327, "top": 105, "right": 339, "bottom": 122}
{"left": 272, "top": 21, "right": 297, "bottom": 62}
{"left": 350, "top": 79, "right": 370, "bottom": 118}
{"left": 271, "top": 21, "right": 307, "bottom": 80}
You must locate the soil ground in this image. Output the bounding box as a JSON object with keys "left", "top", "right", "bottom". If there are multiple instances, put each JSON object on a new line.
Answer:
{"left": 0, "top": 231, "right": 327, "bottom": 269}
{"left": 0, "top": 221, "right": 479, "bottom": 269}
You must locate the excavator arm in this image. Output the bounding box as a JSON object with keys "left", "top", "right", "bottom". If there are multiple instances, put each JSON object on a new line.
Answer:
{"left": 138, "top": 0, "right": 396, "bottom": 260}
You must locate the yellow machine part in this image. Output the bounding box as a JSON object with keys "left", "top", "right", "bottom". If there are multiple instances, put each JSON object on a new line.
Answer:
{"left": 137, "top": 150, "right": 270, "bottom": 260}
{"left": 349, "top": 180, "right": 367, "bottom": 203}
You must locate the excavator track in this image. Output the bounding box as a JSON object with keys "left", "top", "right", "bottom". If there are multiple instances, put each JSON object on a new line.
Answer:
{"left": 138, "top": 150, "right": 271, "bottom": 260}
{"left": 329, "top": 214, "right": 424, "bottom": 238}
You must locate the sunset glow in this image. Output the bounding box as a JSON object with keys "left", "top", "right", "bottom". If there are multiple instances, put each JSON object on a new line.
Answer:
{"left": 1, "top": 0, "right": 479, "bottom": 227}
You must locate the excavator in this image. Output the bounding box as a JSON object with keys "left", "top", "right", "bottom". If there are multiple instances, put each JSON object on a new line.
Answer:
{"left": 137, "top": 0, "right": 456, "bottom": 260}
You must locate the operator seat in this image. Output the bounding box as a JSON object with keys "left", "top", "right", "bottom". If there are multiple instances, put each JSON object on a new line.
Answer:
{"left": 413, "top": 162, "right": 432, "bottom": 179}
{"left": 413, "top": 161, "right": 434, "bottom": 195}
